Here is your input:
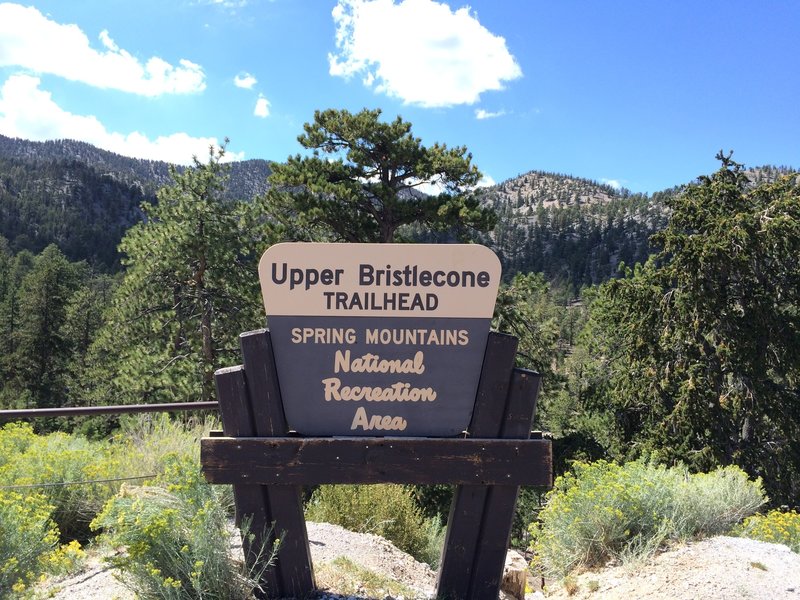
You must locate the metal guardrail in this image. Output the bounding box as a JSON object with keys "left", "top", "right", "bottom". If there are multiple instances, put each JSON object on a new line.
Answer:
{"left": 0, "top": 401, "right": 219, "bottom": 420}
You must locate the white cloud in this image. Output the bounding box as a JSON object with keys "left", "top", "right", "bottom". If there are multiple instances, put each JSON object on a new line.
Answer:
{"left": 0, "top": 74, "right": 240, "bottom": 164}
{"left": 413, "top": 177, "right": 446, "bottom": 196}
{"left": 601, "top": 178, "right": 623, "bottom": 191}
{"left": 254, "top": 94, "right": 270, "bottom": 118}
{"left": 98, "top": 29, "right": 119, "bottom": 52}
{"left": 0, "top": 3, "right": 205, "bottom": 96}
{"left": 475, "top": 174, "right": 496, "bottom": 188}
{"left": 475, "top": 108, "right": 505, "bottom": 120}
{"left": 410, "top": 172, "right": 494, "bottom": 195}
{"left": 234, "top": 72, "right": 257, "bottom": 89}
{"left": 207, "top": 0, "right": 249, "bottom": 8}
{"left": 329, "top": 0, "right": 522, "bottom": 108}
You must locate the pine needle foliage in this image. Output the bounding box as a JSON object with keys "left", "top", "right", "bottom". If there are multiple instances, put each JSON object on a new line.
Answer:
{"left": 86, "top": 145, "right": 266, "bottom": 405}
{"left": 588, "top": 155, "right": 800, "bottom": 504}
{"left": 263, "top": 108, "right": 495, "bottom": 243}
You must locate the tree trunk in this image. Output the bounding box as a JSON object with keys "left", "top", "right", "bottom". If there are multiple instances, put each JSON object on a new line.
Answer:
{"left": 196, "top": 218, "right": 215, "bottom": 403}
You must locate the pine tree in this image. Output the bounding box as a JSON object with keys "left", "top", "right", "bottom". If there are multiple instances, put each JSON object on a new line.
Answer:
{"left": 262, "top": 108, "right": 496, "bottom": 243}
{"left": 8, "top": 245, "right": 82, "bottom": 409}
{"left": 88, "top": 145, "right": 266, "bottom": 405}
{"left": 588, "top": 154, "right": 800, "bottom": 504}
{"left": 61, "top": 274, "right": 116, "bottom": 406}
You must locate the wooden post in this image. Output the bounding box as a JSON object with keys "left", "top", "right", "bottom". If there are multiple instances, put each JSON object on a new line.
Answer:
{"left": 214, "top": 329, "right": 314, "bottom": 599}
{"left": 436, "top": 332, "right": 517, "bottom": 598}
{"left": 437, "top": 333, "right": 541, "bottom": 600}
{"left": 468, "top": 369, "right": 540, "bottom": 599}
{"left": 215, "top": 366, "right": 280, "bottom": 596}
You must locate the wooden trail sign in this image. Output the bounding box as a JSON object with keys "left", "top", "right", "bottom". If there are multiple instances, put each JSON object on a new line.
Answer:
{"left": 258, "top": 243, "right": 501, "bottom": 437}
{"left": 200, "top": 243, "right": 552, "bottom": 599}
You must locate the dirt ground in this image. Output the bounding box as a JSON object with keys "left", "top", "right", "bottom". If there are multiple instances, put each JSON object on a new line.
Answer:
{"left": 39, "top": 531, "right": 800, "bottom": 600}
{"left": 540, "top": 536, "right": 800, "bottom": 600}
{"left": 38, "top": 521, "right": 436, "bottom": 600}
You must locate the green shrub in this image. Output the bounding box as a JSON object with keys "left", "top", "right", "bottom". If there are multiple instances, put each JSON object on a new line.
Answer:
{"left": 111, "top": 415, "right": 234, "bottom": 510}
{"left": 0, "top": 423, "right": 121, "bottom": 541}
{"left": 734, "top": 509, "right": 800, "bottom": 553}
{"left": 91, "top": 453, "right": 270, "bottom": 600}
{"left": 306, "top": 484, "right": 444, "bottom": 566}
{"left": 529, "top": 460, "right": 765, "bottom": 577}
{"left": 0, "top": 490, "right": 58, "bottom": 597}
{"left": 114, "top": 414, "right": 211, "bottom": 471}
{"left": 671, "top": 466, "right": 768, "bottom": 537}
{"left": 0, "top": 416, "right": 224, "bottom": 544}
{"left": 419, "top": 514, "right": 447, "bottom": 569}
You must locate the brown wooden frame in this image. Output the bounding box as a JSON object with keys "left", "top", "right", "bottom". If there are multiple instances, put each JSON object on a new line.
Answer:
{"left": 201, "top": 328, "right": 552, "bottom": 599}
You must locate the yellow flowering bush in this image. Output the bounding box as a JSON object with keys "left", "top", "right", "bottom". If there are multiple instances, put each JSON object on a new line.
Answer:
{"left": 0, "top": 417, "right": 226, "bottom": 597}
{"left": 735, "top": 509, "right": 800, "bottom": 553}
{"left": 529, "top": 460, "right": 765, "bottom": 577}
{"left": 0, "top": 490, "right": 59, "bottom": 598}
{"left": 0, "top": 422, "right": 37, "bottom": 467}
{"left": 43, "top": 539, "right": 87, "bottom": 576}
{"left": 0, "top": 422, "right": 123, "bottom": 541}
{"left": 0, "top": 416, "right": 222, "bottom": 547}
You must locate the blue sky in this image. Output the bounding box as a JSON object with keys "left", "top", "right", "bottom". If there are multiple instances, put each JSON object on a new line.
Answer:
{"left": 0, "top": 0, "right": 797, "bottom": 193}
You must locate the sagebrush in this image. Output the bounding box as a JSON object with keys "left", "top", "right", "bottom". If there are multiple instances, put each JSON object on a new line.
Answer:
{"left": 529, "top": 460, "right": 765, "bottom": 577}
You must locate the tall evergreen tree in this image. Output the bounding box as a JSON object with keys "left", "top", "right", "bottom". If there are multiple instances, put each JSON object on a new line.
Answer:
{"left": 61, "top": 274, "right": 116, "bottom": 407}
{"left": 87, "top": 146, "right": 266, "bottom": 405}
{"left": 0, "top": 238, "right": 16, "bottom": 397}
{"left": 262, "top": 108, "right": 496, "bottom": 243}
{"left": 5, "top": 245, "right": 82, "bottom": 409}
{"left": 588, "top": 154, "right": 800, "bottom": 504}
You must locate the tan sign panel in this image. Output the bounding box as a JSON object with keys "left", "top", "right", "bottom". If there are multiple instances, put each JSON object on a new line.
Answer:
{"left": 258, "top": 243, "right": 502, "bottom": 437}
{"left": 259, "top": 243, "right": 500, "bottom": 318}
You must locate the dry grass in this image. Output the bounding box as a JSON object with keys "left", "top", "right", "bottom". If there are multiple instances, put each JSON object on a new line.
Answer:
{"left": 314, "top": 556, "right": 422, "bottom": 599}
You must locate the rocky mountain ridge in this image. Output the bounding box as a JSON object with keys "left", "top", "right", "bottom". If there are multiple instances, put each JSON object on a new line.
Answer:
{"left": 486, "top": 169, "right": 623, "bottom": 212}
{"left": 1, "top": 135, "right": 793, "bottom": 286}
{"left": 0, "top": 135, "right": 271, "bottom": 268}
{"left": 0, "top": 134, "right": 272, "bottom": 199}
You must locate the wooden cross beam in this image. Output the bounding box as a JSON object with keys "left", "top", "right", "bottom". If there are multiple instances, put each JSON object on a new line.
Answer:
{"left": 202, "top": 436, "right": 552, "bottom": 486}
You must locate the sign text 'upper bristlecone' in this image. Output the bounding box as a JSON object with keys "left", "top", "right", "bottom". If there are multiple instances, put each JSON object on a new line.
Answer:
{"left": 258, "top": 243, "right": 501, "bottom": 436}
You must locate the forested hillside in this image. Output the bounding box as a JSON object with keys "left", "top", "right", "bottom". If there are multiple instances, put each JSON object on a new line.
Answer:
{"left": 0, "top": 135, "right": 270, "bottom": 269}
{"left": 0, "top": 156, "right": 147, "bottom": 268}
{"left": 484, "top": 170, "right": 672, "bottom": 289}
{"left": 0, "top": 134, "right": 272, "bottom": 198}
{"left": 0, "top": 135, "right": 667, "bottom": 284}
{"left": 1, "top": 127, "right": 798, "bottom": 507}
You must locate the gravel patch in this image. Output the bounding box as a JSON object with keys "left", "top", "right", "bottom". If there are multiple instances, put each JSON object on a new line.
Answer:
{"left": 38, "top": 550, "right": 134, "bottom": 600}
{"left": 307, "top": 521, "right": 436, "bottom": 596}
{"left": 543, "top": 536, "right": 800, "bottom": 600}
{"left": 40, "top": 530, "right": 800, "bottom": 600}
{"left": 40, "top": 521, "right": 436, "bottom": 600}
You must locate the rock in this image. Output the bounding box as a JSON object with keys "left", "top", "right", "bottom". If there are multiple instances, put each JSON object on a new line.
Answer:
{"left": 502, "top": 549, "right": 529, "bottom": 600}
